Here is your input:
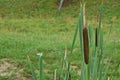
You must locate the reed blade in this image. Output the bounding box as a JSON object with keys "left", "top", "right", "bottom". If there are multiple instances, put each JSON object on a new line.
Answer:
{"left": 27, "top": 56, "right": 37, "bottom": 80}
{"left": 98, "top": 4, "right": 103, "bottom": 33}
{"left": 65, "top": 62, "right": 70, "bottom": 80}
{"left": 38, "top": 53, "right": 43, "bottom": 80}
{"left": 70, "top": 23, "right": 79, "bottom": 54}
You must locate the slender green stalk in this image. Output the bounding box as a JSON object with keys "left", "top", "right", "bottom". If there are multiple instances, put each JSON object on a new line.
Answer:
{"left": 92, "top": 48, "right": 98, "bottom": 80}
{"left": 71, "top": 3, "right": 84, "bottom": 55}
{"left": 37, "top": 53, "right": 43, "bottom": 80}
{"left": 80, "top": 3, "right": 86, "bottom": 80}
{"left": 98, "top": 2, "right": 103, "bottom": 80}
{"left": 79, "top": 4, "right": 83, "bottom": 52}
{"left": 27, "top": 56, "right": 37, "bottom": 80}
{"left": 88, "top": 26, "right": 92, "bottom": 47}
{"left": 70, "top": 22, "right": 79, "bottom": 54}
{"left": 54, "top": 69, "right": 57, "bottom": 80}
{"left": 98, "top": 4, "right": 102, "bottom": 33}
{"left": 65, "top": 62, "right": 70, "bottom": 80}
{"left": 60, "top": 52, "right": 65, "bottom": 80}
{"left": 86, "top": 65, "right": 89, "bottom": 80}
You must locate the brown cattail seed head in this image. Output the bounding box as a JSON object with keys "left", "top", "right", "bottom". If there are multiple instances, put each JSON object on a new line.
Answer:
{"left": 83, "top": 27, "right": 89, "bottom": 64}
{"left": 95, "top": 28, "right": 98, "bottom": 47}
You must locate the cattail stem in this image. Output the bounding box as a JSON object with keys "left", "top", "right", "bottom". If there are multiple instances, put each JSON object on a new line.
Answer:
{"left": 38, "top": 53, "right": 43, "bottom": 80}
{"left": 83, "top": 27, "right": 89, "bottom": 64}
{"left": 65, "top": 62, "right": 70, "bottom": 80}
{"left": 83, "top": 3, "right": 86, "bottom": 28}
{"left": 54, "top": 69, "right": 57, "bottom": 80}
{"left": 86, "top": 65, "right": 89, "bottom": 80}
{"left": 83, "top": 3, "right": 89, "bottom": 65}
{"left": 27, "top": 56, "right": 37, "bottom": 80}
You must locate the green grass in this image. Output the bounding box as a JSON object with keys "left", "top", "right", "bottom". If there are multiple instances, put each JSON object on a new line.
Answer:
{"left": 0, "top": 0, "right": 120, "bottom": 80}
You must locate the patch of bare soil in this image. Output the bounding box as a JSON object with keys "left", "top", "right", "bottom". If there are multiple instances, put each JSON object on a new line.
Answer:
{"left": 0, "top": 58, "right": 32, "bottom": 80}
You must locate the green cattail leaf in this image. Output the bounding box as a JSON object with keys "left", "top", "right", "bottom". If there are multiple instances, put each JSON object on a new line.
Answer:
{"left": 70, "top": 22, "right": 79, "bottom": 54}
{"left": 80, "top": 62, "right": 85, "bottom": 80}
{"left": 70, "top": 4, "right": 83, "bottom": 54}
{"left": 79, "top": 6, "right": 83, "bottom": 53}
{"left": 86, "top": 65, "right": 89, "bottom": 80}
{"left": 100, "top": 30, "right": 103, "bottom": 49}
{"left": 88, "top": 27, "right": 94, "bottom": 77}
{"left": 88, "top": 26, "right": 92, "bottom": 47}
{"left": 98, "top": 30, "right": 103, "bottom": 70}
{"left": 71, "top": 9, "right": 82, "bottom": 54}
{"left": 88, "top": 49, "right": 93, "bottom": 78}
{"left": 79, "top": 3, "right": 85, "bottom": 80}
{"left": 27, "top": 56, "right": 37, "bottom": 80}
{"left": 98, "top": 4, "right": 103, "bottom": 49}
{"left": 98, "top": 4, "right": 103, "bottom": 33}
{"left": 98, "top": 63, "right": 103, "bottom": 80}
{"left": 92, "top": 48, "right": 99, "bottom": 80}
{"left": 37, "top": 53, "right": 43, "bottom": 80}
{"left": 65, "top": 62, "right": 70, "bottom": 80}
{"left": 60, "top": 51, "right": 66, "bottom": 79}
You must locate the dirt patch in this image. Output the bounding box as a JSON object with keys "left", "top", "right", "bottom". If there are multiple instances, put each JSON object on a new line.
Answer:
{"left": 0, "top": 58, "right": 32, "bottom": 80}
{"left": 71, "top": 65, "right": 81, "bottom": 75}
{"left": 0, "top": 58, "right": 16, "bottom": 76}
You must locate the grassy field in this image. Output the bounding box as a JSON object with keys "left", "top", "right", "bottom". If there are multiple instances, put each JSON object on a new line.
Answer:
{"left": 0, "top": 0, "right": 120, "bottom": 80}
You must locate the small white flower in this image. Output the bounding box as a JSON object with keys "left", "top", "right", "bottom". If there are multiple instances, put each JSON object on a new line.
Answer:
{"left": 37, "top": 53, "right": 43, "bottom": 57}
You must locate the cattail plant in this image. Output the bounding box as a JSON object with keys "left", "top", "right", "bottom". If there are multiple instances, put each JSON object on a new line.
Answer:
{"left": 83, "top": 3, "right": 89, "bottom": 80}
{"left": 83, "top": 3, "right": 89, "bottom": 65}
{"left": 70, "top": 0, "right": 111, "bottom": 80}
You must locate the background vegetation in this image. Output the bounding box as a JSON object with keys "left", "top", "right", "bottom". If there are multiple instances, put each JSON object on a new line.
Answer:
{"left": 0, "top": 0, "right": 119, "bottom": 80}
